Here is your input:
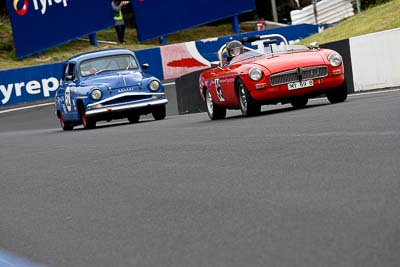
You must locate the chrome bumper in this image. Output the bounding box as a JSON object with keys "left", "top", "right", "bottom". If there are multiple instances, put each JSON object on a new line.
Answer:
{"left": 86, "top": 98, "right": 168, "bottom": 116}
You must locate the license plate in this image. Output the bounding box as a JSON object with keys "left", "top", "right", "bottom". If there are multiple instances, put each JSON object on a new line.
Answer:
{"left": 288, "top": 80, "right": 314, "bottom": 90}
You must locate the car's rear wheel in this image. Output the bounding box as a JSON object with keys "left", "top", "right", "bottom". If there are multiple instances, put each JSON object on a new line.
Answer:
{"left": 80, "top": 104, "right": 96, "bottom": 129}
{"left": 326, "top": 81, "right": 348, "bottom": 104}
{"left": 205, "top": 88, "right": 226, "bottom": 120}
{"left": 59, "top": 113, "right": 73, "bottom": 131}
{"left": 152, "top": 105, "right": 166, "bottom": 120}
{"left": 237, "top": 79, "right": 260, "bottom": 117}
{"left": 290, "top": 97, "right": 308, "bottom": 109}
{"left": 127, "top": 113, "right": 140, "bottom": 123}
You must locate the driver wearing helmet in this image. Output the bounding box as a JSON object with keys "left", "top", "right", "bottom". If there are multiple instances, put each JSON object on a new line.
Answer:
{"left": 226, "top": 40, "right": 244, "bottom": 63}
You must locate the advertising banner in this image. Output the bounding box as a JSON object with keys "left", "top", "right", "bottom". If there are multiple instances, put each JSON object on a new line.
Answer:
{"left": 132, "top": 0, "right": 255, "bottom": 42}
{"left": 6, "top": 0, "right": 115, "bottom": 59}
{"left": 0, "top": 62, "right": 63, "bottom": 106}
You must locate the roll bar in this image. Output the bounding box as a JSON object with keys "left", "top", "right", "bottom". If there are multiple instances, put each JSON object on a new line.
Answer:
{"left": 239, "top": 34, "right": 288, "bottom": 45}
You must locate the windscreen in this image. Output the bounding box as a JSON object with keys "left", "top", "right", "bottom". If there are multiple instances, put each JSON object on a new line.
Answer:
{"left": 263, "top": 44, "right": 310, "bottom": 54}
{"left": 229, "top": 44, "right": 310, "bottom": 64}
{"left": 80, "top": 55, "right": 138, "bottom": 77}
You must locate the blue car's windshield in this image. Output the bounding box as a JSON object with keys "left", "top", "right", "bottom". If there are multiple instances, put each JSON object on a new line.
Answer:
{"left": 80, "top": 55, "right": 138, "bottom": 77}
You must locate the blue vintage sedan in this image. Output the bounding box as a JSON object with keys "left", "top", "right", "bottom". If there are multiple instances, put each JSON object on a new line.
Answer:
{"left": 55, "top": 49, "right": 168, "bottom": 130}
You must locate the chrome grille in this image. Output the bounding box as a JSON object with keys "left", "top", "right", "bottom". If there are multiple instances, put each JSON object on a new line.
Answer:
{"left": 270, "top": 66, "right": 328, "bottom": 86}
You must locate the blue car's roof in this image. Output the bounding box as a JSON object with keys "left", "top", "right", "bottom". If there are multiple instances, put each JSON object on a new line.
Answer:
{"left": 67, "top": 48, "right": 136, "bottom": 63}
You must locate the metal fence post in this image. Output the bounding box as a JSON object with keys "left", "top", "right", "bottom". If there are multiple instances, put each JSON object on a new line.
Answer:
{"left": 271, "top": 0, "right": 278, "bottom": 22}
{"left": 356, "top": 0, "right": 361, "bottom": 13}
{"left": 312, "top": 0, "right": 318, "bottom": 25}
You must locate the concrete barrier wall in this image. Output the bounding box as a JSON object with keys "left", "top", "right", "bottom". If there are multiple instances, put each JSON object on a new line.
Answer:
{"left": 349, "top": 28, "right": 400, "bottom": 92}
{"left": 291, "top": 0, "right": 354, "bottom": 25}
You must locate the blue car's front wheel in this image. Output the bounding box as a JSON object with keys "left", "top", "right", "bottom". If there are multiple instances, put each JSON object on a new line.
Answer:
{"left": 80, "top": 105, "right": 96, "bottom": 129}
{"left": 128, "top": 112, "right": 140, "bottom": 123}
{"left": 152, "top": 105, "right": 166, "bottom": 120}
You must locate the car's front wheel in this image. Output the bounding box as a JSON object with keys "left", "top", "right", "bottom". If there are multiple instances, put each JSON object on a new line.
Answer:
{"left": 290, "top": 97, "right": 308, "bottom": 109}
{"left": 127, "top": 113, "right": 140, "bottom": 123}
{"left": 205, "top": 88, "right": 226, "bottom": 120}
{"left": 237, "top": 79, "right": 260, "bottom": 117}
{"left": 80, "top": 105, "right": 96, "bottom": 129}
{"left": 58, "top": 113, "right": 73, "bottom": 131}
{"left": 152, "top": 105, "right": 166, "bottom": 120}
{"left": 326, "top": 81, "right": 348, "bottom": 104}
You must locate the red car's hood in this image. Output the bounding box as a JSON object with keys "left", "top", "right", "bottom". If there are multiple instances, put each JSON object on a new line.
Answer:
{"left": 252, "top": 51, "right": 326, "bottom": 74}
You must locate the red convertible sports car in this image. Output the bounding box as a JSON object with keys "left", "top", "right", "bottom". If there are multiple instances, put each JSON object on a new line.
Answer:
{"left": 199, "top": 34, "right": 347, "bottom": 120}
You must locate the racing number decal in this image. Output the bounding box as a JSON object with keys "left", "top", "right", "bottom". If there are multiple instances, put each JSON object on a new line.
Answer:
{"left": 65, "top": 87, "right": 72, "bottom": 112}
{"left": 214, "top": 78, "right": 225, "bottom": 102}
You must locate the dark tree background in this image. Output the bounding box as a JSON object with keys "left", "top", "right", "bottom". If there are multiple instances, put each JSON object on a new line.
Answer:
{"left": 1, "top": 1, "right": 6, "bottom": 16}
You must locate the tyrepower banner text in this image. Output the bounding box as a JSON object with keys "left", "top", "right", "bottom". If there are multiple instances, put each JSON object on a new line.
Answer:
{"left": 6, "top": 0, "right": 115, "bottom": 59}
{"left": 0, "top": 63, "right": 63, "bottom": 106}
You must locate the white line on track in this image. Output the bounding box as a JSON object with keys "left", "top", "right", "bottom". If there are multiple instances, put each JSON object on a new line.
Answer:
{"left": 309, "top": 88, "right": 400, "bottom": 102}
{"left": 0, "top": 87, "right": 398, "bottom": 115}
{"left": 0, "top": 102, "right": 54, "bottom": 114}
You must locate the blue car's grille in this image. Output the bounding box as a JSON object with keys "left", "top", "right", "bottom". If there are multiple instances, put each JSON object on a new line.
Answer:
{"left": 270, "top": 66, "right": 328, "bottom": 86}
{"left": 102, "top": 95, "right": 152, "bottom": 106}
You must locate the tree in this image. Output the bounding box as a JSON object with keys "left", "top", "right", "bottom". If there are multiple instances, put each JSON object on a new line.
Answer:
{"left": 1, "top": 1, "right": 7, "bottom": 16}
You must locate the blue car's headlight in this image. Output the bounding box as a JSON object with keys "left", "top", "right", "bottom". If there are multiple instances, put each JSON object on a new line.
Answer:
{"left": 149, "top": 80, "right": 160, "bottom": 91}
{"left": 91, "top": 89, "right": 102, "bottom": 100}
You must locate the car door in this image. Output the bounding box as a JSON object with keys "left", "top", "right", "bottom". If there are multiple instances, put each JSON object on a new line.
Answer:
{"left": 60, "top": 62, "right": 79, "bottom": 121}
{"left": 211, "top": 63, "right": 240, "bottom": 106}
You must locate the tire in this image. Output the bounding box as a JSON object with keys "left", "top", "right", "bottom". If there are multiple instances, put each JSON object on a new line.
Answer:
{"left": 59, "top": 113, "right": 73, "bottom": 131}
{"left": 205, "top": 88, "right": 226, "bottom": 120}
{"left": 80, "top": 104, "right": 96, "bottom": 129}
{"left": 290, "top": 97, "right": 308, "bottom": 109}
{"left": 127, "top": 113, "right": 140, "bottom": 123}
{"left": 237, "top": 79, "right": 260, "bottom": 117}
{"left": 326, "top": 81, "right": 348, "bottom": 104}
{"left": 152, "top": 105, "right": 166, "bottom": 120}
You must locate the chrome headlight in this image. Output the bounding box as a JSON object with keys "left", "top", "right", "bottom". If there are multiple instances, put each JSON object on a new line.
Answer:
{"left": 149, "top": 80, "right": 160, "bottom": 91}
{"left": 328, "top": 53, "right": 342, "bottom": 67}
{"left": 248, "top": 67, "right": 263, "bottom": 81}
{"left": 91, "top": 89, "right": 102, "bottom": 100}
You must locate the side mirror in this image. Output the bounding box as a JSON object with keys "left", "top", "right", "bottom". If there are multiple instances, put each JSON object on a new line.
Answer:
{"left": 142, "top": 63, "right": 149, "bottom": 70}
{"left": 309, "top": 42, "right": 319, "bottom": 49}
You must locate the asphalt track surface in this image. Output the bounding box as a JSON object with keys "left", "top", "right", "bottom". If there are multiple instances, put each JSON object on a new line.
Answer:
{"left": 0, "top": 89, "right": 400, "bottom": 267}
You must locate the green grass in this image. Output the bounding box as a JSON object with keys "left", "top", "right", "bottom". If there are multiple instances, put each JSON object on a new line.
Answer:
{"left": 0, "top": 0, "right": 399, "bottom": 70}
